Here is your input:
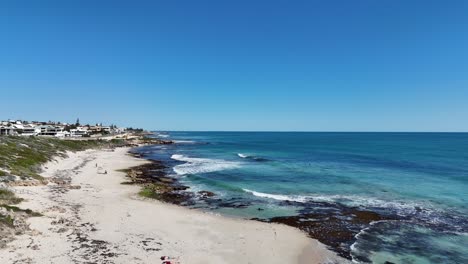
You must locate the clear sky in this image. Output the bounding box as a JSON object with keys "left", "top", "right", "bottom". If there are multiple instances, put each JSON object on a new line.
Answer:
{"left": 1, "top": 1, "right": 467, "bottom": 131}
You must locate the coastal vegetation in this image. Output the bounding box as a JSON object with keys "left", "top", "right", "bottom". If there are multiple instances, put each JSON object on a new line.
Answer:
{"left": 0, "top": 136, "right": 130, "bottom": 242}
{"left": 0, "top": 136, "right": 127, "bottom": 180}
{"left": 0, "top": 186, "right": 39, "bottom": 236}
{"left": 0, "top": 134, "right": 174, "bottom": 249}
{"left": 0, "top": 188, "right": 22, "bottom": 205}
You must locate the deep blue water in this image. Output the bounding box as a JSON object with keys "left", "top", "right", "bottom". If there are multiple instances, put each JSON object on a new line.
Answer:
{"left": 137, "top": 132, "right": 468, "bottom": 263}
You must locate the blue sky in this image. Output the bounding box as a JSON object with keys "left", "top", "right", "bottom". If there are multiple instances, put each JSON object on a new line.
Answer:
{"left": 1, "top": 0, "right": 467, "bottom": 131}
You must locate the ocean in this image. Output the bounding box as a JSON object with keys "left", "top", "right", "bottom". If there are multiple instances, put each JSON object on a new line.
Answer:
{"left": 135, "top": 132, "right": 468, "bottom": 263}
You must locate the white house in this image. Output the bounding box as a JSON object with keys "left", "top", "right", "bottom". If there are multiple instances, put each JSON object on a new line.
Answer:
{"left": 11, "top": 124, "right": 24, "bottom": 132}
{"left": 0, "top": 126, "right": 16, "bottom": 136}
{"left": 37, "top": 125, "right": 63, "bottom": 136}
{"left": 10, "top": 124, "right": 37, "bottom": 136}
{"left": 55, "top": 131, "right": 70, "bottom": 138}
{"left": 70, "top": 127, "right": 89, "bottom": 137}
{"left": 114, "top": 127, "right": 126, "bottom": 134}
{"left": 21, "top": 124, "right": 37, "bottom": 136}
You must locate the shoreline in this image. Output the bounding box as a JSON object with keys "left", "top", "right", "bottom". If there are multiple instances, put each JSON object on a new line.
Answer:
{"left": 127, "top": 146, "right": 399, "bottom": 260}
{"left": 1, "top": 146, "right": 344, "bottom": 264}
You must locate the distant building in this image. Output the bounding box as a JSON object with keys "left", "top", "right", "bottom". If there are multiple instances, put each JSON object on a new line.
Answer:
{"left": 70, "top": 127, "right": 89, "bottom": 137}
{"left": 89, "top": 126, "right": 111, "bottom": 134}
{"left": 21, "top": 124, "right": 37, "bottom": 136}
{"left": 114, "top": 127, "right": 126, "bottom": 134}
{"left": 55, "top": 131, "right": 70, "bottom": 138}
{"left": 9, "top": 123, "right": 37, "bottom": 136}
{"left": 0, "top": 126, "right": 16, "bottom": 136}
{"left": 1, "top": 119, "right": 126, "bottom": 137}
{"left": 37, "top": 125, "right": 64, "bottom": 136}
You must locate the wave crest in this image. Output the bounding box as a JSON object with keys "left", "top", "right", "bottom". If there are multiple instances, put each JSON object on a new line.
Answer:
{"left": 242, "top": 189, "right": 434, "bottom": 213}
{"left": 237, "top": 153, "right": 270, "bottom": 162}
{"left": 242, "top": 189, "right": 308, "bottom": 203}
{"left": 174, "top": 140, "right": 197, "bottom": 144}
{"left": 171, "top": 154, "right": 241, "bottom": 175}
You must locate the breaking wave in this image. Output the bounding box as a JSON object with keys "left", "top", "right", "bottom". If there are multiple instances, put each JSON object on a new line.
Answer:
{"left": 242, "top": 189, "right": 468, "bottom": 232}
{"left": 171, "top": 154, "right": 241, "bottom": 175}
{"left": 237, "top": 153, "right": 270, "bottom": 162}
{"left": 242, "top": 189, "right": 432, "bottom": 213}
{"left": 242, "top": 189, "right": 308, "bottom": 203}
{"left": 174, "top": 140, "right": 197, "bottom": 144}
{"left": 153, "top": 133, "right": 170, "bottom": 138}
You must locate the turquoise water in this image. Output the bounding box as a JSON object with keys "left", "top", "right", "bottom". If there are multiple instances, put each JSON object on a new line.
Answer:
{"left": 138, "top": 132, "right": 468, "bottom": 263}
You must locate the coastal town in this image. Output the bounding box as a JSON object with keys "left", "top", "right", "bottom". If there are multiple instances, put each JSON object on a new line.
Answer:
{"left": 0, "top": 119, "right": 127, "bottom": 138}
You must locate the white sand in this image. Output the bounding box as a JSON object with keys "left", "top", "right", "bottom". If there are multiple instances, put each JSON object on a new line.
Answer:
{"left": 0, "top": 147, "right": 345, "bottom": 264}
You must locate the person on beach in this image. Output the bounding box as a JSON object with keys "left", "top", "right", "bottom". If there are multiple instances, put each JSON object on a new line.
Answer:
{"left": 160, "top": 256, "right": 180, "bottom": 264}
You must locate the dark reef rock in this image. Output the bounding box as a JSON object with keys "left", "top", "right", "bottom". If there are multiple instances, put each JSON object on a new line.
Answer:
{"left": 217, "top": 198, "right": 252, "bottom": 209}
{"left": 157, "top": 192, "right": 195, "bottom": 206}
{"left": 123, "top": 162, "right": 194, "bottom": 206}
{"left": 268, "top": 204, "right": 398, "bottom": 259}
{"left": 198, "top": 191, "right": 216, "bottom": 199}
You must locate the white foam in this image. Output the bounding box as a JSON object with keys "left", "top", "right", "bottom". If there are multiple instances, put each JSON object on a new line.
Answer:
{"left": 171, "top": 154, "right": 241, "bottom": 175}
{"left": 237, "top": 153, "right": 248, "bottom": 158}
{"left": 174, "top": 140, "right": 196, "bottom": 144}
{"left": 242, "top": 189, "right": 429, "bottom": 213}
{"left": 242, "top": 189, "right": 308, "bottom": 203}
{"left": 452, "top": 231, "right": 468, "bottom": 236}
{"left": 155, "top": 133, "right": 169, "bottom": 138}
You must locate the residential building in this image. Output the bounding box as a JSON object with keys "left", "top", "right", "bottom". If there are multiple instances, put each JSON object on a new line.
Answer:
{"left": 70, "top": 127, "right": 89, "bottom": 137}
{"left": 0, "top": 126, "right": 16, "bottom": 136}
{"left": 37, "top": 125, "right": 63, "bottom": 136}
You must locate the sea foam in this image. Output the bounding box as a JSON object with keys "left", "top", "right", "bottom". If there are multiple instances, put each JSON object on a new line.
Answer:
{"left": 237, "top": 153, "right": 269, "bottom": 162}
{"left": 171, "top": 154, "right": 241, "bottom": 175}
{"left": 153, "top": 133, "right": 170, "bottom": 138}
{"left": 242, "top": 188, "right": 432, "bottom": 214}
{"left": 242, "top": 189, "right": 308, "bottom": 203}
{"left": 174, "top": 140, "right": 197, "bottom": 144}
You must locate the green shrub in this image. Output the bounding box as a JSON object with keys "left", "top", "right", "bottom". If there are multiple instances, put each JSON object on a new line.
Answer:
{"left": 0, "top": 214, "right": 14, "bottom": 227}
{"left": 0, "top": 205, "right": 42, "bottom": 217}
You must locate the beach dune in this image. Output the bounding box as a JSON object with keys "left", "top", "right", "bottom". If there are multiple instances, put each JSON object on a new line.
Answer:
{"left": 1, "top": 147, "right": 343, "bottom": 264}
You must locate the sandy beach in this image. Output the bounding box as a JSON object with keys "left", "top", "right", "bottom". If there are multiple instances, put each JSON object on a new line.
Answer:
{"left": 0, "top": 147, "right": 343, "bottom": 264}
